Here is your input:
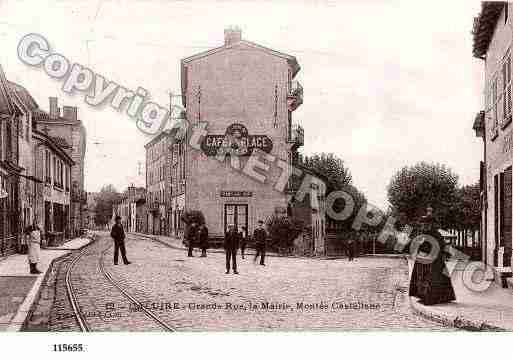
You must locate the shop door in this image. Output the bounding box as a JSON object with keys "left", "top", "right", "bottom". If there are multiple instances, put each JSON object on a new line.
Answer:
{"left": 224, "top": 204, "right": 248, "bottom": 234}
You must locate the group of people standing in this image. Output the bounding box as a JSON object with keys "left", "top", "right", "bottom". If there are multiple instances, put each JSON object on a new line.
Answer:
{"left": 185, "top": 219, "right": 269, "bottom": 274}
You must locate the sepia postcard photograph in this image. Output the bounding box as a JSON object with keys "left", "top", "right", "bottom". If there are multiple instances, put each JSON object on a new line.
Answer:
{"left": 1, "top": 0, "right": 513, "bottom": 356}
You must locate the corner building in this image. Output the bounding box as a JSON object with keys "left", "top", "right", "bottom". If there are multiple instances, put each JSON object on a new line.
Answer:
{"left": 175, "top": 28, "right": 307, "bottom": 239}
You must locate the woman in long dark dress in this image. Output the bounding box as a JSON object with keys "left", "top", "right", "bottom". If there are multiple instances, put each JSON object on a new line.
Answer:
{"left": 409, "top": 209, "right": 456, "bottom": 305}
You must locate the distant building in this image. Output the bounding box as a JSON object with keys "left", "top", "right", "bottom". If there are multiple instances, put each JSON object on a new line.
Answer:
{"left": 472, "top": 2, "right": 513, "bottom": 279}
{"left": 144, "top": 130, "right": 174, "bottom": 235}
{"left": 85, "top": 192, "right": 99, "bottom": 229}
{"left": 114, "top": 185, "right": 146, "bottom": 233}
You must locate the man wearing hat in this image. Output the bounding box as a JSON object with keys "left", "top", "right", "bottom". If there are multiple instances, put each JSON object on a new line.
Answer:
{"left": 111, "top": 215, "right": 131, "bottom": 265}
{"left": 253, "top": 220, "right": 267, "bottom": 266}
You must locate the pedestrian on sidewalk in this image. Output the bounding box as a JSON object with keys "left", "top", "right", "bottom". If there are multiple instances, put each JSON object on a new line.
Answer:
{"left": 253, "top": 220, "right": 267, "bottom": 266}
{"left": 198, "top": 223, "right": 209, "bottom": 257}
{"left": 239, "top": 226, "right": 247, "bottom": 259}
{"left": 187, "top": 222, "right": 198, "bottom": 257}
{"left": 409, "top": 207, "right": 455, "bottom": 305}
{"left": 346, "top": 238, "right": 355, "bottom": 261}
{"left": 26, "top": 219, "right": 42, "bottom": 274}
{"left": 224, "top": 225, "right": 239, "bottom": 274}
{"left": 111, "top": 216, "right": 131, "bottom": 265}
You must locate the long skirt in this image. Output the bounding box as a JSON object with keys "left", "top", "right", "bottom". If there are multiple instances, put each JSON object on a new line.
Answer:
{"left": 409, "top": 257, "right": 456, "bottom": 305}
{"left": 28, "top": 241, "right": 41, "bottom": 264}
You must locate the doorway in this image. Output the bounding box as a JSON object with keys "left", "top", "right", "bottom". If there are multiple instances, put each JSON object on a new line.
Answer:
{"left": 224, "top": 204, "right": 248, "bottom": 235}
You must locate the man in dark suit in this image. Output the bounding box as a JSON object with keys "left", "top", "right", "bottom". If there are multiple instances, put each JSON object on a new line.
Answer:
{"left": 253, "top": 220, "right": 267, "bottom": 266}
{"left": 224, "top": 225, "right": 239, "bottom": 274}
{"left": 187, "top": 222, "right": 198, "bottom": 257}
{"left": 198, "top": 223, "right": 209, "bottom": 257}
{"left": 111, "top": 216, "right": 131, "bottom": 265}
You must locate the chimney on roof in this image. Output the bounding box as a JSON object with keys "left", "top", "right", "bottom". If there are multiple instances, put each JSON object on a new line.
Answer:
{"left": 224, "top": 26, "right": 242, "bottom": 46}
{"left": 62, "top": 106, "right": 77, "bottom": 121}
{"left": 49, "top": 97, "right": 60, "bottom": 119}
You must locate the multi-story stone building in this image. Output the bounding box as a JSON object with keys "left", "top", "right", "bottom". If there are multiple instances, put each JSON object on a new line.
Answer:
{"left": 473, "top": 2, "right": 513, "bottom": 281}
{"left": 114, "top": 185, "right": 146, "bottom": 233}
{"left": 34, "top": 97, "right": 87, "bottom": 236}
{"left": 145, "top": 130, "right": 174, "bottom": 235}
{"left": 170, "top": 28, "right": 325, "bottom": 246}
{"left": 32, "top": 129, "right": 73, "bottom": 241}
{"left": 0, "top": 64, "right": 22, "bottom": 257}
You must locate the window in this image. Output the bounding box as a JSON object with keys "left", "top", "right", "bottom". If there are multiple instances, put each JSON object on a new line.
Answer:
{"left": 503, "top": 55, "right": 512, "bottom": 128}
{"left": 53, "top": 156, "right": 57, "bottom": 185}
{"left": 490, "top": 77, "right": 499, "bottom": 139}
{"left": 45, "top": 150, "right": 51, "bottom": 183}
{"left": 6, "top": 122, "right": 12, "bottom": 161}
{"left": 25, "top": 117, "right": 29, "bottom": 141}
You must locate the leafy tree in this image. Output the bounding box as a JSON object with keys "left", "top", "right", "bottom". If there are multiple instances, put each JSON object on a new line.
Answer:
{"left": 458, "top": 183, "right": 480, "bottom": 231}
{"left": 298, "top": 152, "right": 368, "bottom": 232}
{"left": 266, "top": 214, "right": 304, "bottom": 253}
{"left": 387, "top": 162, "right": 459, "bottom": 227}
{"left": 301, "top": 153, "right": 352, "bottom": 191}
{"left": 94, "top": 184, "right": 122, "bottom": 226}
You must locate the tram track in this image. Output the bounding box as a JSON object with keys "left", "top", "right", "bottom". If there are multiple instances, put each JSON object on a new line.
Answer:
{"left": 65, "top": 235, "right": 176, "bottom": 332}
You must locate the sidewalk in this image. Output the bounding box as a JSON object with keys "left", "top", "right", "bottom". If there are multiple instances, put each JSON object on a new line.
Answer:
{"left": 0, "top": 235, "right": 94, "bottom": 332}
{"left": 407, "top": 259, "right": 513, "bottom": 331}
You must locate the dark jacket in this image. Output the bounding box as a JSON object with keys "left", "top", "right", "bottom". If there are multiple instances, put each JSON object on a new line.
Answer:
{"left": 224, "top": 230, "right": 239, "bottom": 250}
{"left": 186, "top": 226, "right": 198, "bottom": 245}
{"left": 111, "top": 223, "right": 125, "bottom": 241}
{"left": 198, "top": 227, "right": 209, "bottom": 248}
{"left": 253, "top": 227, "right": 267, "bottom": 245}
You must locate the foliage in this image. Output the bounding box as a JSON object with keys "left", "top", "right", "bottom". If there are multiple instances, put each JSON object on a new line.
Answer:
{"left": 180, "top": 210, "right": 205, "bottom": 226}
{"left": 94, "top": 184, "right": 122, "bottom": 226}
{"left": 298, "top": 152, "right": 369, "bottom": 232}
{"left": 266, "top": 214, "right": 304, "bottom": 250}
{"left": 300, "top": 152, "right": 352, "bottom": 191}
{"left": 387, "top": 162, "right": 459, "bottom": 228}
{"left": 448, "top": 183, "right": 480, "bottom": 231}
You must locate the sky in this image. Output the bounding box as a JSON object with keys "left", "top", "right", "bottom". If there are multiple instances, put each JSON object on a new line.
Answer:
{"left": 0, "top": 0, "right": 485, "bottom": 208}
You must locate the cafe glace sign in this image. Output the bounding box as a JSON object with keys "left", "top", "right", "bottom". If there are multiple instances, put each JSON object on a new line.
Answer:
{"left": 200, "top": 123, "right": 273, "bottom": 156}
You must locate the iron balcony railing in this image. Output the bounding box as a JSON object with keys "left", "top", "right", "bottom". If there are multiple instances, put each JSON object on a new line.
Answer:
{"left": 287, "top": 80, "right": 303, "bottom": 111}
{"left": 288, "top": 123, "right": 304, "bottom": 148}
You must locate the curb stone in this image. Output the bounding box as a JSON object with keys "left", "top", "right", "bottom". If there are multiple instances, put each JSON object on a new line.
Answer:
{"left": 15, "top": 235, "right": 97, "bottom": 332}
{"left": 409, "top": 297, "right": 506, "bottom": 331}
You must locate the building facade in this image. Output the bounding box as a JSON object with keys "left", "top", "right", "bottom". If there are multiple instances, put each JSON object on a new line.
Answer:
{"left": 170, "top": 28, "right": 325, "bottom": 244}
{"left": 145, "top": 130, "right": 173, "bottom": 235}
{"left": 0, "top": 64, "right": 22, "bottom": 257}
{"left": 473, "top": 2, "right": 513, "bottom": 277}
{"left": 34, "top": 97, "right": 87, "bottom": 236}
{"left": 32, "top": 130, "right": 73, "bottom": 239}
{"left": 114, "top": 185, "right": 146, "bottom": 233}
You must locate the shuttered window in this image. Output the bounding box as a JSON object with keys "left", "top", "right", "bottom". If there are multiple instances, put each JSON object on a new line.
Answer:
{"left": 503, "top": 55, "right": 512, "bottom": 128}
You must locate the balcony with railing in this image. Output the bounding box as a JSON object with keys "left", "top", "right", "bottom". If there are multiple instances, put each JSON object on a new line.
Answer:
{"left": 287, "top": 80, "right": 303, "bottom": 111}
{"left": 287, "top": 123, "right": 304, "bottom": 149}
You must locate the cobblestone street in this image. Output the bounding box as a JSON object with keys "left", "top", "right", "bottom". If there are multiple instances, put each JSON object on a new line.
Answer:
{"left": 90, "top": 233, "right": 447, "bottom": 331}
